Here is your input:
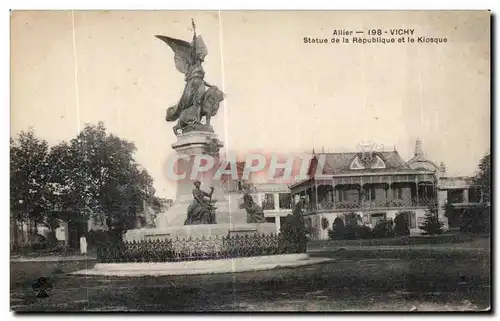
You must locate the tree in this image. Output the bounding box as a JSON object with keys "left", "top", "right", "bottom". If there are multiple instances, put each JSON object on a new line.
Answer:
{"left": 419, "top": 209, "right": 444, "bottom": 235}
{"left": 328, "top": 217, "right": 345, "bottom": 240}
{"left": 343, "top": 212, "right": 361, "bottom": 240}
{"left": 373, "top": 218, "right": 395, "bottom": 239}
{"left": 10, "top": 130, "right": 51, "bottom": 243}
{"left": 455, "top": 152, "right": 492, "bottom": 234}
{"left": 394, "top": 211, "right": 411, "bottom": 236}
{"left": 10, "top": 123, "right": 159, "bottom": 248}
{"left": 41, "top": 142, "right": 76, "bottom": 244}
{"left": 64, "top": 122, "right": 156, "bottom": 238}
{"left": 474, "top": 152, "right": 491, "bottom": 204}
{"left": 280, "top": 199, "right": 308, "bottom": 253}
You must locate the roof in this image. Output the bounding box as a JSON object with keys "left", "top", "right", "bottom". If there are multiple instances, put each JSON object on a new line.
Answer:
{"left": 407, "top": 138, "right": 439, "bottom": 171}
{"left": 407, "top": 155, "right": 439, "bottom": 170}
{"left": 438, "top": 176, "right": 477, "bottom": 189}
{"left": 310, "top": 151, "right": 413, "bottom": 175}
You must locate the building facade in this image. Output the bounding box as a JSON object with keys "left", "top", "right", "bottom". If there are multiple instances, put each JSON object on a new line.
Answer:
{"left": 290, "top": 144, "right": 442, "bottom": 240}
{"left": 252, "top": 183, "right": 293, "bottom": 233}
{"left": 227, "top": 162, "right": 293, "bottom": 234}
{"left": 437, "top": 177, "right": 482, "bottom": 229}
{"left": 406, "top": 138, "right": 482, "bottom": 229}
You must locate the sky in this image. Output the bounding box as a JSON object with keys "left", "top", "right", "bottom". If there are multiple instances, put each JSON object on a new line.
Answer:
{"left": 11, "top": 10, "right": 491, "bottom": 199}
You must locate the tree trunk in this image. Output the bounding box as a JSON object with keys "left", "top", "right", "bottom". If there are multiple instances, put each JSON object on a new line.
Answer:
{"left": 106, "top": 215, "right": 112, "bottom": 231}
{"left": 11, "top": 217, "right": 19, "bottom": 251}
{"left": 47, "top": 227, "right": 58, "bottom": 246}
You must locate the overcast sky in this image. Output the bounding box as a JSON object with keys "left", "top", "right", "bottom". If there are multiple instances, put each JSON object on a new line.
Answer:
{"left": 11, "top": 10, "right": 490, "bottom": 198}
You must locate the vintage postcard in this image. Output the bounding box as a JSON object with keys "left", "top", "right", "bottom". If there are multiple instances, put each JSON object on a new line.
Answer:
{"left": 10, "top": 10, "right": 491, "bottom": 312}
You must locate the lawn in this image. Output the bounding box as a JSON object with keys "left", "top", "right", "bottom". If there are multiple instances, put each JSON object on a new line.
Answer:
{"left": 11, "top": 248, "right": 491, "bottom": 312}
{"left": 308, "top": 232, "right": 490, "bottom": 248}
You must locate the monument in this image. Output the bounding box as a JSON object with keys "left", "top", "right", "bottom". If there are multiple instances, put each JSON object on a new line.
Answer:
{"left": 73, "top": 21, "right": 330, "bottom": 278}
{"left": 124, "top": 20, "right": 276, "bottom": 242}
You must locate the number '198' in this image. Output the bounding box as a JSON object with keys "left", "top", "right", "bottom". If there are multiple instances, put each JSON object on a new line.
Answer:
{"left": 368, "top": 29, "right": 382, "bottom": 35}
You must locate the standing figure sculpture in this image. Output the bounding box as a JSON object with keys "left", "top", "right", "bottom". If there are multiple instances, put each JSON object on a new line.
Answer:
{"left": 156, "top": 19, "right": 225, "bottom": 136}
{"left": 185, "top": 180, "right": 217, "bottom": 225}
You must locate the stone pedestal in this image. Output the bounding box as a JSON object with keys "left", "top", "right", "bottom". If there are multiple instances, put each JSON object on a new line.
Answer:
{"left": 124, "top": 131, "right": 275, "bottom": 242}
{"left": 125, "top": 223, "right": 277, "bottom": 242}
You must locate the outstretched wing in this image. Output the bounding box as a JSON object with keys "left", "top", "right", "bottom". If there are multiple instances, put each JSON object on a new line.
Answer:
{"left": 155, "top": 35, "right": 194, "bottom": 74}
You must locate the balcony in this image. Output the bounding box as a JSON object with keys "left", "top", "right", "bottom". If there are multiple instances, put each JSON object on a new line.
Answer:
{"left": 308, "top": 197, "right": 437, "bottom": 213}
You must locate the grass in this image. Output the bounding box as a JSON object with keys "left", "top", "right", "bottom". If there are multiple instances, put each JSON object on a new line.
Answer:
{"left": 10, "top": 236, "right": 491, "bottom": 312}
{"left": 11, "top": 246, "right": 96, "bottom": 259}
{"left": 308, "top": 232, "right": 490, "bottom": 247}
{"left": 10, "top": 248, "right": 491, "bottom": 312}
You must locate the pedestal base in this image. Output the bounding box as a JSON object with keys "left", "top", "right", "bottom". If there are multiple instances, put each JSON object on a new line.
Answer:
{"left": 129, "top": 130, "right": 275, "bottom": 243}
{"left": 72, "top": 254, "right": 334, "bottom": 277}
{"left": 124, "top": 223, "right": 277, "bottom": 242}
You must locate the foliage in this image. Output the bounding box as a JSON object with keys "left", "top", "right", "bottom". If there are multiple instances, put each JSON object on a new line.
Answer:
{"left": 280, "top": 201, "right": 308, "bottom": 253}
{"left": 394, "top": 211, "right": 411, "bottom": 236}
{"left": 11, "top": 123, "right": 160, "bottom": 248}
{"left": 10, "top": 131, "right": 49, "bottom": 224}
{"left": 343, "top": 212, "right": 362, "bottom": 240}
{"left": 419, "top": 209, "right": 444, "bottom": 235}
{"left": 460, "top": 206, "right": 490, "bottom": 233}
{"left": 474, "top": 152, "right": 490, "bottom": 204}
{"left": 372, "top": 219, "right": 395, "bottom": 239}
{"left": 328, "top": 217, "right": 345, "bottom": 240}
{"left": 321, "top": 217, "right": 329, "bottom": 230}
{"left": 86, "top": 229, "right": 113, "bottom": 249}
{"left": 327, "top": 213, "right": 374, "bottom": 240}
{"left": 444, "top": 204, "right": 463, "bottom": 229}
{"left": 355, "top": 224, "right": 373, "bottom": 239}
{"left": 30, "top": 234, "right": 48, "bottom": 251}
{"left": 9, "top": 130, "right": 63, "bottom": 245}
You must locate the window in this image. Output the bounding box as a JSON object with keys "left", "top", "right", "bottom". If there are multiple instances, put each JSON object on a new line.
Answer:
{"left": 370, "top": 212, "right": 386, "bottom": 226}
{"left": 370, "top": 188, "right": 376, "bottom": 200}
{"left": 265, "top": 217, "right": 275, "bottom": 223}
{"left": 262, "top": 193, "right": 275, "bottom": 210}
{"left": 279, "top": 193, "right": 292, "bottom": 209}
{"left": 447, "top": 189, "right": 464, "bottom": 204}
{"left": 396, "top": 187, "right": 403, "bottom": 199}
{"left": 417, "top": 217, "right": 426, "bottom": 228}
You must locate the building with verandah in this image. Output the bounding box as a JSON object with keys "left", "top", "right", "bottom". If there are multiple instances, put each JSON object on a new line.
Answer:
{"left": 289, "top": 142, "right": 442, "bottom": 240}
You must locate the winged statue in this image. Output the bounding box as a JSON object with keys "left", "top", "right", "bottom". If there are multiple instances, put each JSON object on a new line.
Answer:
{"left": 155, "top": 21, "right": 225, "bottom": 136}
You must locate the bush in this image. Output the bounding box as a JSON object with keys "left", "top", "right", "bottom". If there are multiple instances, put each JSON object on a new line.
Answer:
{"left": 419, "top": 209, "right": 444, "bottom": 235}
{"left": 328, "top": 217, "right": 345, "bottom": 240}
{"left": 394, "top": 211, "right": 411, "bottom": 236}
{"left": 355, "top": 225, "right": 373, "bottom": 239}
{"left": 372, "top": 219, "right": 395, "bottom": 239}
{"left": 460, "top": 206, "right": 490, "bottom": 233}
{"left": 280, "top": 201, "right": 308, "bottom": 253}
{"left": 30, "top": 234, "right": 48, "bottom": 251}
{"left": 86, "top": 229, "right": 124, "bottom": 249}
{"left": 342, "top": 213, "right": 361, "bottom": 240}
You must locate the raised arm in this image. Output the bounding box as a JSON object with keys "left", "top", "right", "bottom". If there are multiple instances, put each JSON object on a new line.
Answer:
{"left": 202, "top": 187, "right": 215, "bottom": 197}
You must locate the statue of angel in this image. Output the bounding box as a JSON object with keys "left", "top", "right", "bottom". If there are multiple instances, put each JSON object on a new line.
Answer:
{"left": 156, "top": 21, "right": 224, "bottom": 136}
